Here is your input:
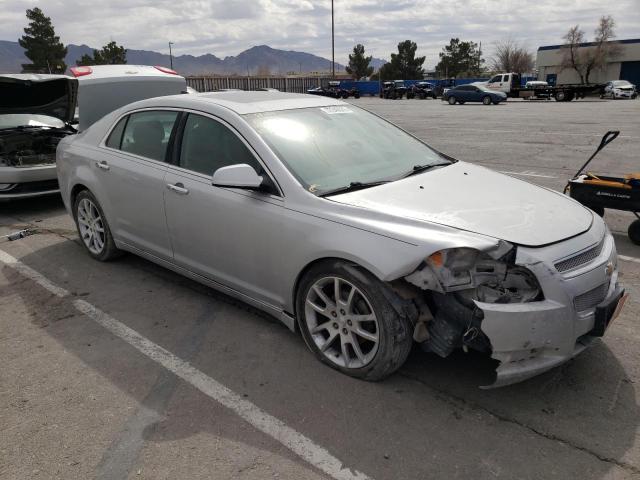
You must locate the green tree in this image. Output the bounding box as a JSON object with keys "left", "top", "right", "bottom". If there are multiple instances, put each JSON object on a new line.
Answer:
{"left": 378, "top": 40, "right": 425, "bottom": 80}
{"left": 19, "top": 7, "right": 67, "bottom": 73}
{"left": 345, "top": 44, "right": 374, "bottom": 79}
{"left": 435, "top": 38, "right": 484, "bottom": 77}
{"left": 76, "top": 41, "right": 127, "bottom": 66}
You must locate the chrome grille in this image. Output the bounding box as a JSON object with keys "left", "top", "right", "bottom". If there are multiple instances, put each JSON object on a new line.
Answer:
{"left": 574, "top": 283, "right": 608, "bottom": 312}
{"left": 555, "top": 239, "right": 605, "bottom": 273}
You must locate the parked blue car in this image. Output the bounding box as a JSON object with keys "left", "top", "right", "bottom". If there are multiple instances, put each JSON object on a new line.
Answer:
{"left": 443, "top": 84, "right": 507, "bottom": 105}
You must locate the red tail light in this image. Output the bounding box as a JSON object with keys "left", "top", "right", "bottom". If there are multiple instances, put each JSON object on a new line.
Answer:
{"left": 70, "top": 66, "right": 93, "bottom": 77}
{"left": 154, "top": 66, "right": 178, "bottom": 75}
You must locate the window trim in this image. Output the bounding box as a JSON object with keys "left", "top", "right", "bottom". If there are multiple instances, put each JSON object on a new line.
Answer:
{"left": 170, "top": 109, "right": 283, "bottom": 197}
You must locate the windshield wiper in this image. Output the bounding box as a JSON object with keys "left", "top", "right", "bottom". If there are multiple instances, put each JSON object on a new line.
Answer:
{"left": 318, "top": 180, "right": 390, "bottom": 197}
{"left": 399, "top": 162, "right": 452, "bottom": 179}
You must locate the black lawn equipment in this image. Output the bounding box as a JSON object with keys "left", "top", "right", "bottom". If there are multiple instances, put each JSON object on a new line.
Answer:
{"left": 564, "top": 130, "right": 640, "bottom": 244}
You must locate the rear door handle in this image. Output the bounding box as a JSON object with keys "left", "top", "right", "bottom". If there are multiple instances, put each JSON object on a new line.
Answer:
{"left": 166, "top": 182, "right": 189, "bottom": 195}
{"left": 95, "top": 161, "right": 110, "bottom": 171}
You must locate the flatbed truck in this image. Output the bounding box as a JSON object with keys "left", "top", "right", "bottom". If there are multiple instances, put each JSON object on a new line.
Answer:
{"left": 485, "top": 73, "right": 605, "bottom": 101}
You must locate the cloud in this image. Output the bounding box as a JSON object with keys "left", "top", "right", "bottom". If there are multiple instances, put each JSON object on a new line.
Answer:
{"left": 1, "top": 0, "right": 638, "bottom": 68}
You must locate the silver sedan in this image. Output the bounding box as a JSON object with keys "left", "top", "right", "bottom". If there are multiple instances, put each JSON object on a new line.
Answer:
{"left": 56, "top": 91, "right": 625, "bottom": 387}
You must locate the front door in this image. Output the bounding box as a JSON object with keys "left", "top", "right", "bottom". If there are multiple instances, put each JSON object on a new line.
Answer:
{"left": 163, "top": 112, "right": 286, "bottom": 307}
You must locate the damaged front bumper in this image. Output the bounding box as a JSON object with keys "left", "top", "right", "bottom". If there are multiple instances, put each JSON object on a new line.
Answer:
{"left": 479, "top": 228, "right": 623, "bottom": 388}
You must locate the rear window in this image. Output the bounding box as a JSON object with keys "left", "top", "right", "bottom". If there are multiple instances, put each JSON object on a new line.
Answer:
{"left": 119, "top": 111, "right": 179, "bottom": 162}
{"left": 105, "top": 117, "right": 127, "bottom": 149}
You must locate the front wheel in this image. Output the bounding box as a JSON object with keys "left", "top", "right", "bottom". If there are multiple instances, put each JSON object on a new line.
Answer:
{"left": 448, "top": 96, "right": 456, "bottom": 105}
{"left": 482, "top": 95, "right": 491, "bottom": 105}
{"left": 73, "top": 190, "right": 122, "bottom": 261}
{"left": 296, "top": 262, "right": 413, "bottom": 381}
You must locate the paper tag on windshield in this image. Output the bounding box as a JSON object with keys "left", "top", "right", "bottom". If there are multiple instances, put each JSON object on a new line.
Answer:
{"left": 320, "top": 106, "right": 353, "bottom": 114}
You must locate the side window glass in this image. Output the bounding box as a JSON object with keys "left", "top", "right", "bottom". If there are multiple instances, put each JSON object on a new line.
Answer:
{"left": 121, "top": 111, "right": 178, "bottom": 162}
{"left": 502, "top": 75, "right": 510, "bottom": 82}
{"left": 179, "top": 114, "right": 262, "bottom": 176}
{"left": 490, "top": 75, "right": 501, "bottom": 83}
{"left": 105, "top": 117, "right": 127, "bottom": 149}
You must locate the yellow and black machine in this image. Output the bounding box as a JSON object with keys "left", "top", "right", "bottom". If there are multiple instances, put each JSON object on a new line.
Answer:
{"left": 564, "top": 131, "right": 640, "bottom": 245}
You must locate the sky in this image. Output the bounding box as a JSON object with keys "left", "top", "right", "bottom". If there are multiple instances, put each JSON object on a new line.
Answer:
{"left": 1, "top": 0, "right": 639, "bottom": 68}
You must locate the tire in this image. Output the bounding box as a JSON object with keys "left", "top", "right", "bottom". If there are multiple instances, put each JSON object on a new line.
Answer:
{"left": 354, "top": 92, "right": 360, "bottom": 99}
{"left": 458, "top": 100, "right": 465, "bottom": 104}
{"left": 296, "top": 261, "right": 413, "bottom": 381}
{"left": 492, "top": 100, "right": 500, "bottom": 105}
{"left": 448, "top": 96, "right": 456, "bottom": 105}
{"left": 555, "top": 90, "right": 566, "bottom": 101}
{"left": 482, "top": 95, "right": 491, "bottom": 105}
{"left": 73, "top": 190, "right": 122, "bottom": 261}
{"left": 629, "top": 220, "right": 640, "bottom": 245}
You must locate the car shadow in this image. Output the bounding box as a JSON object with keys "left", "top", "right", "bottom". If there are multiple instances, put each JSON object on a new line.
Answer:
{"left": 5, "top": 235, "right": 640, "bottom": 479}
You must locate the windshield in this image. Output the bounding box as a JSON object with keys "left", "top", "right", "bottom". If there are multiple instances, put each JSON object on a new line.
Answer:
{"left": 612, "top": 80, "right": 632, "bottom": 87}
{"left": 0, "top": 114, "right": 65, "bottom": 130}
{"left": 245, "top": 105, "right": 449, "bottom": 195}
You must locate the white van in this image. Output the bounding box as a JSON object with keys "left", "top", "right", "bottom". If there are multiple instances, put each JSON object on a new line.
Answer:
{"left": 71, "top": 65, "right": 187, "bottom": 131}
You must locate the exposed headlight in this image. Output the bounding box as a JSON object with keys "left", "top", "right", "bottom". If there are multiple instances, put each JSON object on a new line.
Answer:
{"left": 406, "top": 247, "right": 542, "bottom": 304}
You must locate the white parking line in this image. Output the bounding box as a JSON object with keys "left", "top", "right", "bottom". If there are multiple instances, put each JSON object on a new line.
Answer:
{"left": 0, "top": 249, "right": 372, "bottom": 480}
{"left": 499, "top": 170, "right": 558, "bottom": 179}
{"left": 0, "top": 250, "right": 70, "bottom": 298}
{"left": 619, "top": 255, "right": 640, "bottom": 265}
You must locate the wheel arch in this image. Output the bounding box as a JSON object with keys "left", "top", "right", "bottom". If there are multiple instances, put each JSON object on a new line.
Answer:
{"left": 70, "top": 183, "right": 90, "bottom": 210}
{"left": 290, "top": 256, "right": 387, "bottom": 321}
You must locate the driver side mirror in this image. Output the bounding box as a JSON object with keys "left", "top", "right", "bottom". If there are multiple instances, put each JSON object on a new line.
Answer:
{"left": 212, "top": 164, "right": 264, "bottom": 189}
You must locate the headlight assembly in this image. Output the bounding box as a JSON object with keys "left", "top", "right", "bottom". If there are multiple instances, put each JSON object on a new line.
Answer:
{"left": 405, "top": 247, "right": 542, "bottom": 304}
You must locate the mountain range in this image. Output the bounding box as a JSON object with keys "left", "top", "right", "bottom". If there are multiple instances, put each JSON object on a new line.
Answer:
{"left": 0, "top": 40, "right": 387, "bottom": 76}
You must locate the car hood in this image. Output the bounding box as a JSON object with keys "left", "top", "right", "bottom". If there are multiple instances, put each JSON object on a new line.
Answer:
{"left": 328, "top": 162, "right": 593, "bottom": 247}
{"left": 0, "top": 74, "right": 78, "bottom": 124}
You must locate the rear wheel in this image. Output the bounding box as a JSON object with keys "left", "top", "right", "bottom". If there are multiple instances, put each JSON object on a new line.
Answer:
{"left": 555, "top": 90, "right": 566, "bottom": 101}
{"left": 448, "top": 96, "right": 456, "bottom": 105}
{"left": 482, "top": 95, "right": 491, "bottom": 105}
{"left": 629, "top": 220, "right": 640, "bottom": 245}
{"left": 73, "top": 190, "right": 122, "bottom": 261}
{"left": 296, "top": 262, "right": 413, "bottom": 381}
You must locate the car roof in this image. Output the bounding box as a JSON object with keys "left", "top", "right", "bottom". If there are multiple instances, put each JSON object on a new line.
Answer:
{"left": 126, "top": 91, "right": 346, "bottom": 115}
{"left": 0, "top": 73, "right": 73, "bottom": 82}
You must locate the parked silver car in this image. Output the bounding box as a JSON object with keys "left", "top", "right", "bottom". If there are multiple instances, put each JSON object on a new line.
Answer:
{"left": 56, "top": 92, "right": 625, "bottom": 387}
{"left": 0, "top": 74, "right": 77, "bottom": 198}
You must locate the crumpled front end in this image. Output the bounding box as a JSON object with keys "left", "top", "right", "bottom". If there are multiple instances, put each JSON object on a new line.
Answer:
{"left": 402, "top": 215, "right": 624, "bottom": 387}
{"left": 480, "top": 225, "right": 622, "bottom": 387}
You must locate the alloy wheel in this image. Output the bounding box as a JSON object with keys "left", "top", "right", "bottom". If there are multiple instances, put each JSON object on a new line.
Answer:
{"left": 77, "top": 198, "right": 106, "bottom": 255}
{"left": 304, "top": 276, "right": 379, "bottom": 369}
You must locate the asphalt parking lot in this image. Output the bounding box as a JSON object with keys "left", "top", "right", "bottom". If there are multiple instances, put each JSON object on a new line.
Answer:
{"left": 1, "top": 96, "right": 640, "bottom": 480}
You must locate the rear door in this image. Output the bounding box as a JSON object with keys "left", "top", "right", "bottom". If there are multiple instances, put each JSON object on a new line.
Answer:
{"left": 163, "top": 112, "right": 286, "bottom": 307}
{"left": 98, "top": 109, "right": 179, "bottom": 260}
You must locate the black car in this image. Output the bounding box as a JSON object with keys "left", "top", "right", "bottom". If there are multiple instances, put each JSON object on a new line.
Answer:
{"left": 406, "top": 81, "right": 437, "bottom": 99}
{"left": 381, "top": 80, "right": 408, "bottom": 99}
{"left": 307, "top": 81, "right": 360, "bottom": 99}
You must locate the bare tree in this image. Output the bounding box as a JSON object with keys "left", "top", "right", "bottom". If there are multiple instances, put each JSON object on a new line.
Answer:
{"left": 561, "top": 25, "right": 586, "bottom": 83}
{"left": 583, "top": 16, "right": 622, "bottom": 84}
{"left": 490, "top": 38, "right": 535, "bottom": 74}
{"left": 561, "top": 16, "right": 621, "bottom": 84}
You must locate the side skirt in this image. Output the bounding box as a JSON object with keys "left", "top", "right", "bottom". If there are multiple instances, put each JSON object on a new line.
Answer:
{"left": 117, "top": 241, "right": 296, "bottom": 331}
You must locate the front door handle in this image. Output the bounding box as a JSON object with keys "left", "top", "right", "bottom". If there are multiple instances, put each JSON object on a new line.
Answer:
{"left": 166, "top": 182, "right": 189, "bottom": 195}
{"left": 95, "top": 161, "right": 110, "bottom": 171}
